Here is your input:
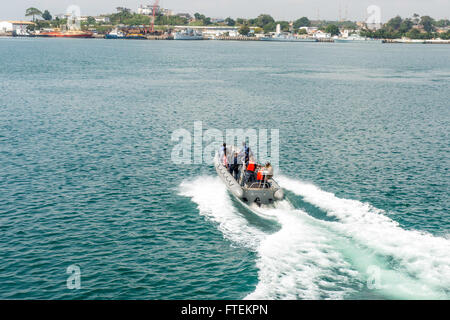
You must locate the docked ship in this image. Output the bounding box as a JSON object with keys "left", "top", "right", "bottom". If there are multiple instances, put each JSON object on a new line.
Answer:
{"left": 105, "top": 28, "right": 126, "bottom": 39}
{"left": 12, "top": 29, "right": 32, "bottom": 37}
{"left": 124, "top": 33, "right": 147, "bottom": 40}
{"left": 334, "top": 34, "right": 382, "bottom": 43}
{"left": 174, "top": 28, "right": 203, "bottom": 40}
{"left": 260, "top": 24, "right": 317, "bottom": 42}
{"left": 215, "top": 145, "right": 284, "bottom": 208}
{"left": 38, "top": 29, "right": 93, "bottom": 38}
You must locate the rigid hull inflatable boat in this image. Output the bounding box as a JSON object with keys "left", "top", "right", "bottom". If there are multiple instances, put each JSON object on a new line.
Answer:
{"left": 214, "top": 147, "right": 284, "bottom": 207}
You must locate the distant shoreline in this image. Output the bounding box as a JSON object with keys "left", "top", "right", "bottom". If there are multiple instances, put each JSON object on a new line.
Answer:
{"left": 1, "top": 34, "right": 450, "bottom": 44}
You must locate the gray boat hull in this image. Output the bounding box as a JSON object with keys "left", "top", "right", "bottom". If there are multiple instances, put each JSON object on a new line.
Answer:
{"left": 214, "top": 154, "right": 284, "bottom": 206}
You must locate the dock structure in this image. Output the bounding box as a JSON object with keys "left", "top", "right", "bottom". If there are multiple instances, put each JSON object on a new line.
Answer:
{"left": 213, "top": 36, "right": 260, "bottom": 41}
{"left": 383, "top": 39, "right": 450, "bottom": 44}
{"left": 146, "top": 35, "right": 173, "bottom": 40}
{"left": 316, "top": 38, "right": 334, "bottom": 42}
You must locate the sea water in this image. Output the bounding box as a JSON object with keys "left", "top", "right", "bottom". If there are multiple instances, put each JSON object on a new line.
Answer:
{"left": 0, "top": 38, "right": 449, "bottom": 299}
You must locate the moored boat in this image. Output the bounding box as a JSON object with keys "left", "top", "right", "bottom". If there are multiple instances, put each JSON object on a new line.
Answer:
{"left": 38, "top": 30, "right": 93, "bottom": 38}
{"left": 105, "top": 28, "right": 126, "bottom": 39}
{"left": 334, "top": 34, "right": 382, "bottom": 43}
{"left": 260, "top": 23, "right": 317, "bottom": 42}
{"left": 12, "top": 29, "right": 32, "bottom": 37}
{"left": 174, "top": 29, "right": 203, "bottom": 40}
{"left": 124, "top": 33, "right": 147, "bottom": 40}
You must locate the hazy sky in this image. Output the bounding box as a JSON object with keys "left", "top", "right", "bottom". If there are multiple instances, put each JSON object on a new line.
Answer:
{"left": 1, "top": 0, "right": 449, "bottom": 22}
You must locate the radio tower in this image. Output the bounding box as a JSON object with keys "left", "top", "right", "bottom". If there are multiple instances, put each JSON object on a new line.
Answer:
{"left": 151, "top": 0, "right": 160, "bottom": 33}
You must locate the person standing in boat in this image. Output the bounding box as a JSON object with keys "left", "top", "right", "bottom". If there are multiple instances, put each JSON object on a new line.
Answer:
{"left": 220, "top": 143, "right": 226, "bottom": 158}
{"left": 239, "top": 142, "right": 254, "bottom": 166}
{"left": 229, "top": 151, "right": 241, "bottom": 181}
{"left": 220, "top": 143, "right": 229, "bottom": 166}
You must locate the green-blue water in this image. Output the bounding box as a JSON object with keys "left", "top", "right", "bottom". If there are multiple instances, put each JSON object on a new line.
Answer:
{"left": 0, "top": 38, "right": 449, "bottom": 299}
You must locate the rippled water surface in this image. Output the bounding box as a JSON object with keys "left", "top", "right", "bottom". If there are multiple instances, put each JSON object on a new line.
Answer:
{"left": 0, "top": 38, "right": 449, "bottom": 299}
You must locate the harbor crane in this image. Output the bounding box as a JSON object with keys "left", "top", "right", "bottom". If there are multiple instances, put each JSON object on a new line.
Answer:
{"left": 151, "top": 0, "right": 159, "bottom": 33}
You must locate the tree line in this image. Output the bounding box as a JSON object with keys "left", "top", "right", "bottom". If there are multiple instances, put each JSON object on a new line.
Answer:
{"left": 360, "top": 14, "right": 450, "bottom": 39}
{"left": 23, "top": 7, "right": 450, "bottom": 39}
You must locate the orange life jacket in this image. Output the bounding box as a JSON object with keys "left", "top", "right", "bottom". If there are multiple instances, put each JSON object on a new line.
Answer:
{"left": 256, "top": 170, "right": 264, "bottom": 181}
{"left": 247, "top": 162, "right": 255, "bottom": 172}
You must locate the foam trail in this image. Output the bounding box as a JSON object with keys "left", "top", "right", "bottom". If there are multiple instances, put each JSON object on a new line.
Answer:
{"left": 278, "top": 175, "right": 450, "bottom": 299}
{"left": 179, "top": 176, "right": 266, "bottom": 250}
{"left": 180, "top": 176, "right": 360, "bottom": 299}
{"left": 245, "top": 202, "right": 360, "bottom": 299}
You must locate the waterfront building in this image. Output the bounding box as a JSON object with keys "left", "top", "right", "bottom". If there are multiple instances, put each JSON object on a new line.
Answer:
{"left": 436, "top": 27, "right": 450, "bottom": 34}
{"left": 95, "top": 16, "right": 110, "bottom": 23}
{"left": 172, "top": 25, "right": 240, "bottom": 38}
{"left": 137, "top": 4, "right": 173, "bottom": 16}
{"left": 176, "top": 13, "right": 193, "bottom": 21}
{"left": 0, "top": 21, "right": 35, "bottom": 34}
{"left": 138, "top": 4, "right": 159, "bottom": 15}
{"left": 313, "top": 30, "right": 332, "bottom": 38}
{"left": 210, "top": 18, "right": 225, "bottom": 24}
{"left": 78, "top": 16, "right": 110, "bottom": 23}
{"left": 357, "top": 21, "right": 382, "bottom": 30}
{"left": 299, "top": 26, "right": 318, "bottom": 35}
{"left": 366, "top": 22, "right": 382, "bottom": 30}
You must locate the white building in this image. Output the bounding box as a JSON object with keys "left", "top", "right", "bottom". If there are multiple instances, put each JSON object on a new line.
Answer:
{"left": 210, "top": 18, "right": 225, "bottom": 24}
{"left": 313, "top": 30, "right": 332, "bottom": 38}
{"left": 0, "top": 21, "right": 35, "bottom": 33}
{"left": 299, "top": 26, "right": 318, "bottom": 34}
{"left": 95, "top": 16, "right": 110, "bottom": 23}
{"left": 54, "top": 14, "right": 69, "bottom": 19}
{"left": 138, "top": 5, "right": 157, "bottom": 15}
{"left": 172, "top": 25, "right": 240, "bottom": 38}
{"left": 138, "top": 4, "right": 172, "bottom": 16}
{"left": 63, "top": 16, "right": 110, "bottom": 24}
{"left": 366, "top": 22, "right": 382, "bottom": 30}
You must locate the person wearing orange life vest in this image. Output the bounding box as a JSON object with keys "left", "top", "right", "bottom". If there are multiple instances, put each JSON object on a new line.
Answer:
{"left": 256, "top": 169, "right": 264, "bottom": 181}
{"left": 242, "top": 161, "right": 256, "bottom": 186}
{"left": 257, "top": 164, "right": 272, "bottom": 188}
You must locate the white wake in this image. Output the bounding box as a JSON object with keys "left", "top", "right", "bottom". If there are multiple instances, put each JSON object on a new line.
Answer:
{"left": 180, "top": 175, "right": 450, "bottom": 299}
{"left": 180, "top": 176, "right": 359, "bottom": 299}
{"left": 278, "top": 175, "right": 450, "bottom": 299}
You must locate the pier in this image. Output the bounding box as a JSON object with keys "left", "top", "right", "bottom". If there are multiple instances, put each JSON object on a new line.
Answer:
{"left": 146, "top": 35, "right": 173, "bottom": 40}
{"left": 317, "top": 38, "right": 334, "bottom": 42}
{"left": 213, "top": 36, "right": 260, "bottom": 41}
{"left": 383, "top": 39, "right": 450, "bottom": 44}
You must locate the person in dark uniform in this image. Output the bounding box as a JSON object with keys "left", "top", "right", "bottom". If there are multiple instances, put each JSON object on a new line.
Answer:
{"left": 229, "top": 151, "right": 240, "bottom": 180}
